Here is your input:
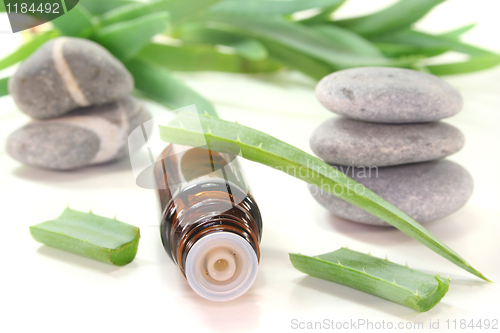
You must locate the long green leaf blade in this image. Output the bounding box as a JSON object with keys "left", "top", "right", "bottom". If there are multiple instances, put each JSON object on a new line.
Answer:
{"left": 290, "top": 248, "right": 451, "bottom": 312}
{"left": 162, "top": 0, "right": 222, "bottom": 24}
{"left": 136, "top": 43, "right": 280, "bottom": 73}
{"left": 95, "top": 12, "right": 169, "bottom": 60}
{"left": 206, "top": 14, "right": 411, "bottom": 70}
{"left": 372, "top": 30, "right": 496, "bottom": 56}
{"left": 334, "top": 0, "right": 446, "bottom": 37}
{"left": 0, "top": 77, "right": 9, "bottom": 97}
{"left": 51, "top": 3, "right": 96, "bottom": 37}
{"left": 30, "top": 208, "right": 140, "bottom": 266}
{"left": 0, "top": 30, "right": 59, "bottom": 71}
{"left": 211, "top": 0, "right": 344, "bottom": 15}
{"left": 79, "top": 0, "right": 138, "bottom": 15}
{"left": 426, "top": 55, "right": 500, "bottom": 76}
{"left": 313, "top": 24, "right": 384, "bottom": 57}
{"left": 374, "top": 43, "right": 449, "bottom": 58}
{"left": 159, "top": 112, "right": 489, "bottom": 281}
{"left": 125, "top": 58, "right": 218, "bottom": 117}
{"left": 178, "top": 25, "right": 268, "bottom": 61}
{"left": 298, "top": 0, "right": 346, "bottom": 25}
{"left": 439, "top": 23, "right": 477, "bottom": 40}
{"left": 260, "top": 40, "right": 333, "bottom": 80}
{"left": 100, "top": 0, "right": 170, "bottom": 26}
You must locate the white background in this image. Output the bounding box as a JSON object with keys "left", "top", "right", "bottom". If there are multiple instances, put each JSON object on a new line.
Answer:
{"left": 1, "top": 1, "right": 500, "bottom": 332}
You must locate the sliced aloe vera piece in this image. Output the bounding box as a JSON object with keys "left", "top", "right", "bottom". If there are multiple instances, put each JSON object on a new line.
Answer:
{"left": 30, "top": 208, "right": 140, "bottom": 266}
{"left": 158, "top": 111, "right": 489, "bottom": 281}
{"left": 290, "top": 248, "right": 450, "bottom": 312}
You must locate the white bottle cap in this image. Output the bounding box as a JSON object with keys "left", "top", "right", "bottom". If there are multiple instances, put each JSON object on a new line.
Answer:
{"left": 185, "top": 232, "right": 259, "bottom": 302}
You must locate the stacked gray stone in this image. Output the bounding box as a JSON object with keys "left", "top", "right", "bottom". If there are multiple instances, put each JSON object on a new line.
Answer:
{"left": 6, "top": 37, "right": 151, "bottom": 170}
{"left": 309, "top": 67, "right": 473, "bottom": 226}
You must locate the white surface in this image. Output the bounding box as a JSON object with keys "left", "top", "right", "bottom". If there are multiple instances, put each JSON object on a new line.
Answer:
{"left": 1, "top": 1, "right": 500, "bottom": 332}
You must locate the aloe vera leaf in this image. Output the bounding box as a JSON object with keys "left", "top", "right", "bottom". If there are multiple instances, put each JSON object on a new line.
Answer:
{"left": 426, "top": 55, "right": 500, "bottom": 76}
{"left": 289, "top": 248, "right": 451, "bottom": 312}
{"left": 334, "top": 0, "right": 446, "bottom": 37}
{"left": 371, "top": 30, "right": 496, "bottom": 57}
{"left": 298, "top": 1, "right": 346, "bottom": 25}
{"left": 312, "top": 24, "right": 384, "bottom": 57}
{"left": 439, "top": 23, "right": 477, "bottom": 40}
{"left": 100, "top": 0, "right": 171, "bottom": 26}
{"left": 0, "top": 77, "right": 9, "bottom": 98}
{"left": 95, "top": 12, "right": 169, "bottom": 61}
{"left": 178, "top": 25, "right": 268, "bottom": 61}
{"left": 210, "top": 0, "right": 344, "bottom": 15}
{"left": 260, "top": 40, "right": 333, "bottom": 80}
{"left": 158, "top": 111, "right": 489, "bottom": 281}
{"left": 374, "top": 43, "right": 449, "bottom": 58}
{"left": 136, "top": 43, "right": 280, "bottom": 73}
{"left": 0, "top": 31, "right": 59, "bottom": 72}
{"left": 30, "top": 208, "right": 140, "bottom": 266}
{"left": 206, "top": 14, "right": 415, "bottom": 71}
{"left": 80, "top": 0, "right": 138, "bottom": 15}
{"left": 160, "top": 0, "right": 222, "bottom": 24}
{"left": 125, "top": 58, "right": 218, "bottom": 117}
{"left": 51, "top": 3, "right": 96, "bottom": 37}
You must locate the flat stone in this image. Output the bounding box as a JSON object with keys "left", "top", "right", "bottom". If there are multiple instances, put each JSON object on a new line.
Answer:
{"left": 316, "top": 67, "right": 463, "bottom": 123}
{"left": 7, "top": 97, "right": 151, "bottom": 170}
{"left": 310, "top": 117, "right": 465, "bottom": 167}
{"left": 9, "top": 37, "right": 134, "bottom": 119}
{"left": 308, "top": 160, "right": 474, "bottom": 226}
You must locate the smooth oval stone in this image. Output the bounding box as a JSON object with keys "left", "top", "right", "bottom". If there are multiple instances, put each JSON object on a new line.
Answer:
{"left": 7, "top": 97, "right": 151, "bottom": 170}
{"left": 310, "top": 117, "right": 465, "bottom": 167}
{"left": 9, "top": 37, "right": 134, "bottom": 119}
{"left": 308, "top": 160, "right": 474, "bottom": 226}
{"left": 316, "top": 67, "right": 463, "bottom": 123}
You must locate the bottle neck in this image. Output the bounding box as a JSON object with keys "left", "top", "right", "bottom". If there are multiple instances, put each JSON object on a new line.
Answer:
{"left": 166, "top": 194, "right": 261, "bottom": 275}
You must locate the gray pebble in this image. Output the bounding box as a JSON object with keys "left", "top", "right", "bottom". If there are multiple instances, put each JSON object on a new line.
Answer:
{"left": 308, "top": 160, "right": 474, "bottom": 226}
{"left": 9, "top": 37, "right": 134, "bottom": 119}
{"left": 316, "top": 67, "right": 463, "bottom": 123}
{"left": 310, "top": 117, "right": 465, "bottom": 167}
{"left": 6, "top": 97, "right": 151, "bottom": 170}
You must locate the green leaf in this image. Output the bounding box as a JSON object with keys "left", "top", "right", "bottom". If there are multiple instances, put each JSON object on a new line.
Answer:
{"left": 0, "top": 30, "right": 59, "bottom": 72}
{"left": 162, "top": 0, "right": 222, "bottom": 24}
{"left": 206, "top": 14, "right": 410, "bottom": 71}
{"left": 100, "top": 0, "right": 171, "bottom": 26}
{"left": 313, "top": 24, "right": 384, "bottom": 57}
{"left": 179, "top": 25, "right": 268, "bottom": 61}
{"left": 298, "top": 0, "right": 346, "bottom": 25}
{"left": 136, "top": 43, "right": 280, "bottom": 73}
{"left": 0, "top": 77, "right": 9, "bottom": 98}
{"left": 372, "top": 30, "right": 495, "bottom": 56}
{"left": 439, "top": 23, "right": 477, "bottom": 40}
{"left": 79, "top": 0, "right": 139, "bottom": 15}
{"left": 375, "top": 43, "right": 449, "bottom": 58}
{"left": 52, "top": 3, "right": 96, "bottom": 37}
{"left": 260, "top": 40, "right": 333, "bottom": 80}
{"left": 95, "top": 12, "right": 169, "bottom": 60}
{"left": 290, "top": 248, "right": 451, "bottom": 312}
{"left": 211, "top": 0, "right": 345, "bottom": 15}
{"left": 30, "top": 208, "right": 140, "bottom": 266}
{"left": 426, "top": 55, "right": 500, "bottom": 76}
{"left": 125, "top": 58, "right": 218, "bottom": 117}
{"left": 159, "top": 111, "right": 490, "bottom": 281}
{"left": 334, "top": 0, "right": 446, "bottom": 37}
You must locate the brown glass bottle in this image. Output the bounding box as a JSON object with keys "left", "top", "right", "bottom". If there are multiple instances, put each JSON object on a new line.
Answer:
{"left": 155, "top": 144, "right": 263, "bottom": 301}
